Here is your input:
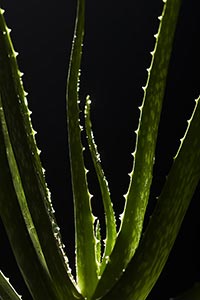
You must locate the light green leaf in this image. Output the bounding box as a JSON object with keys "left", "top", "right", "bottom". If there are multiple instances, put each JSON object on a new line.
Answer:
{"left": 66, "top": 0, "right": 98, "bottom": 297}
{"left": 84, "top": 96, "right": 117, "bottom": 275}
{"left": 93, "top": 0, "right": 182, "bottom": 298}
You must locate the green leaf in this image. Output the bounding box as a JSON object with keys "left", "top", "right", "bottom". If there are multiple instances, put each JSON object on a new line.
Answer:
{"left": 0, "top": 270, "right": 23, "bottom": 300}
{"left": 66, "top": 0, "right": 98, "bottom": 297}
{"left": 100, "top": 97, "right": 200, "bottom": 300}
{"left": 0, "top": 98, "right": 58, "bottom": 300}
{"left": 0, "top": 8, "right": 81, "bottom": 300}
{"left": 84, "top": 96, "right": 117, "bottom": 275}
{"left": 93, "top": 0, "right": 182, "bottom": 297}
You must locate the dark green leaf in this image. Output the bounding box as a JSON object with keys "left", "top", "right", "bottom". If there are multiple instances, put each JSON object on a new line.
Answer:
{"left": 100, "top": 97, "right": 200, "bottom": 300}
{"left": 0, "top": 8, "right": 81, "bottom": 300}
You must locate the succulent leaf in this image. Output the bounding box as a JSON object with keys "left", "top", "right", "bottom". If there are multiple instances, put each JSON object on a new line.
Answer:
{"left": 93, "top": 0, "right": 182, "bottom": 297}
{"left": 0, "top": 7, "right": 81, "bottom": 300}
{"left": 84, "top": 95, "right": 117, "bottom": 275}
{"left": 66, "top": 0, "right": 98, "bottom": 297}
{"left": 100, "top": 96, "right": 200, "bottom": 300}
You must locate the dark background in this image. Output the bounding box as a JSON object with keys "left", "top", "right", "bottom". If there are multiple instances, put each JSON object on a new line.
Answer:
{"left": 0, "top": 0, "right": 200, "bottom": 299}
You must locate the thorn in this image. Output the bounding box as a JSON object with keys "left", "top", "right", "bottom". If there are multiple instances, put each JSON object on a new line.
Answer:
{"left": 146, "top": 67, "right": 151, "bottom": 73}
{"left": 142, "top": 86, "right": 146, "bottom": 91}
{"left": 134, "top": 128, "right": 139, "bottom": 135}
{"left": 14, "top": 51, "right": 19, "bottom": 57}
{"left": 138, "top": 104, "right": 143, "bottom": 111}
{"left": 18, "top": 70, "right": 24, "bottom": 77}
{"left": 123, "top": 193, "right": 128, "bottom": 200}
{"left": 128, "top": 170, "right": 133, "bottom": 177}
{"left": 131, "top": 150, "right": 136, "bottom": 157}
{"left": 154, "top": 33, "right": 159, "bottom": 39}
{"left": 32, "top": 129, "right": 37, "bottom": 136}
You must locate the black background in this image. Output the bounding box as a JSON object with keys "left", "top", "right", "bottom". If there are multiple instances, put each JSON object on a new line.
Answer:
{"left": 0, "top": 0, "right": 200, "bottom": 299}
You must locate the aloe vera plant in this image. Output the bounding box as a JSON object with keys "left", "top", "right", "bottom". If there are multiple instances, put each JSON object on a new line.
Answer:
{"left": 0, "top": 0, "right": 200, "bottom": 300}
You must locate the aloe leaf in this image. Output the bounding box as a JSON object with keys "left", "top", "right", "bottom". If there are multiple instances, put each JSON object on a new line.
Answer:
{"left": 66, "top": 0, "right": 98, "bottom": 297}
{"left": 93, "top": 0, "right": 182, "bottom": 297}
{"left": 100, "top": 97, "right": 200, "bottom": 300}
{"left": 0, "top": 105, "right": 58, "bottom": 300}
{"left": 84, "top": 96, "right": 117, "bottom": 275}
{"left": 0, "top": 8, "right": 81, "bottom": 300}
{"left": 0, "top": 95, "right": 47, "bottom": 272}
{"left": 0, "top": 270, "right": 23, "bottom": 300}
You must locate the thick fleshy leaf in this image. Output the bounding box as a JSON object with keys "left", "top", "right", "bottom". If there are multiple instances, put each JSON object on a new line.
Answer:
{"left": 66, "top": 0, "right": 98, "bottom": 297}
{"left": 0, "top": 7, "right": 81, "bottom": 300}
{"left": 0, "top": 100, "right": 58, "bottom": 300}
{"left": 93, "top": 0, "right": 182, "bottom": 297}
{"left": 84, "top": 96, "right": 117, "bottom": 275}
{"left": 100, "top": 97, "right": 200, "bottom": 300}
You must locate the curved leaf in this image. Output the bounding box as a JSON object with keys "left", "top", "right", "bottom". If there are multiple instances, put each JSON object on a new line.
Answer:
{"left": 101, "top": 97, "right": 200, "bottom": 300}
{"left": 0, "top": 99, "right": 58, "bottom": 300}
{"left": 0, "top": 7, "right": 81, "bottom": 300}
{"left": 84, "top": 96, "right": 117, "bottom": 275}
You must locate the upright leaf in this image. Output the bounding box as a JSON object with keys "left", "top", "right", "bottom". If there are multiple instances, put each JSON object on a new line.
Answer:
{"left": 84, "top": 96, "right": 117, "bottom": 275}
{"left": 66, "top": 0, "right": 98, "bottom": 297}
{"left": 93, "top": 0, "right": 182, "bottom": 297}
